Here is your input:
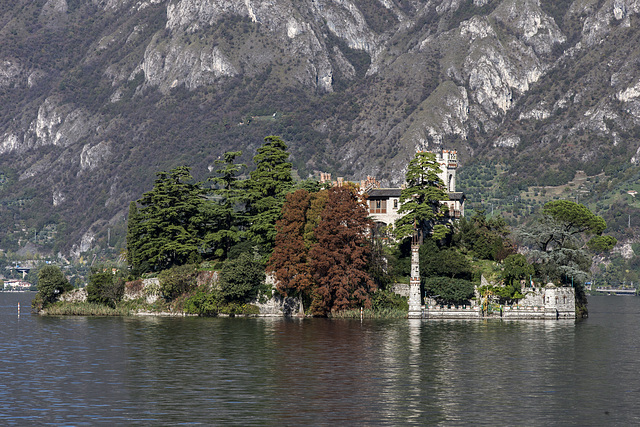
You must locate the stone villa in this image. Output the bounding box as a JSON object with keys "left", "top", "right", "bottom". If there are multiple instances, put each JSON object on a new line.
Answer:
{"left": 364, "top": 149, "right": 465, "bottom": 228}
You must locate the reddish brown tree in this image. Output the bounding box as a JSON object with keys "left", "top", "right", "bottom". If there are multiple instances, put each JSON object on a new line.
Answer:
{"left": 304, "top": 189, "right": 328, "bottom": 250}
{"left": 308, "top": 186, "right": 376, "bottom": 315}
{"left": 267, "top": 189, "right": 313, "bottom": 296}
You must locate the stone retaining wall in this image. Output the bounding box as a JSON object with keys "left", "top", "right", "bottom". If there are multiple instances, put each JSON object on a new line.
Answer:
{"left": 424, "top": 285, "right": 576, "bottom": 320}
{"left": 124, "top": 277, "right": 160, "bottom": 303}
{"left": 252, "top": 292, "right": 303, "bottom": 317}
{"left": 392, "top": 283, "right": 410, "bottom": 298}
{"left": 58, "top": 288, "right": 87, "bottom": 303}
{"left": 427, "top": 305, "right": 480, "bottom": 319}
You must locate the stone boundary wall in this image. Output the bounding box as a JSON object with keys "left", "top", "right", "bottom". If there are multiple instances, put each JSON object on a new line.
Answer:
{"left": 502, "top": 305, "right": 547, "bottom": 319}
{"left": 392, "top": 283, "right": 410, "bottom": 298}
{"left": 58, "top": 288, "right": 87, "bottom": 303}
{"left": 503, "top": 305, "right": 574, "bottom": 320}
{"left": 252, "top": 292, "right": 303, "bottom": 317}
{"left": 425, "top": 305, "right": 575, "bottom": 320}
{"left": 424, "top": 285, "right": 576, "bottom": 320}
{"left": 124, "top": 277, "right": 160, "bottom": 303}
{"left": 427, "top": 305, "right": 481, "bottom": 319}
{"left": 257, "top": 274, "right": 304, "bottom": 317}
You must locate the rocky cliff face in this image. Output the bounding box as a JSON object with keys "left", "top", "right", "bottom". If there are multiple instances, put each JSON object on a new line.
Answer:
{"left": 0, "top": 0, "right": 639, "bottom": 256}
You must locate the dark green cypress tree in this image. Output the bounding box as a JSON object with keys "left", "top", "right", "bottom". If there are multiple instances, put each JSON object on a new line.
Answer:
{"left": 204, "top": 151, "right": 246, "bottom": 259}
{"left": 244, "top": 136, "right": 293, "bottom": 254}
{"left": 134, "top": 166, "right": 208, "bottom": 271}
{"left": 126, "top": 201, "right": 143, "bottom": 272}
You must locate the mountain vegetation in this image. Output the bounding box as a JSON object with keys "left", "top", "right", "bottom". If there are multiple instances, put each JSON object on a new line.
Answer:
{"left": 0, "top": 0, "right": 640, "bottom": 265}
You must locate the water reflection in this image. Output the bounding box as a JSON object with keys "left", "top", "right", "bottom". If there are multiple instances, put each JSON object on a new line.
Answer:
{"left": 405, "top": 318, "right": 425, "bottom": 422}
{"left": 2, "top": 294, "right": 640, "bottom": 425}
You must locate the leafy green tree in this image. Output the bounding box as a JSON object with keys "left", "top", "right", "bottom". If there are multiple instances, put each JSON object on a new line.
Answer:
{"left": 518, "top": 200, "right": 614, "bottom": 316}
{"left": 519, "top": 200, "right": 613, "bottom": 256}
{"left": 245, "top": 136, "right": 293, "bottom": 254}
{"left": 587, "top": 235, "right": 617, "bottom": 253}
{"left": 368, "top": 223, "right": 396, "bottom": 289}
{"left": 86, "top": 270, "right": 124, "bottom": 308}
{"left": 129, "top": 166, "right": 208, "bottom": 272}
{"left": 370, "top": 289, "right": 409, "bottom": 311}
{"left": 479, "top": 282, "right": 524, "bottom": 304}
{"left": 303, "top": 189, "right": 329, "bottom": 250}
{"left": 204, "top": 151, "right": 246, "bottom": 259}
{"left": 522, "top": 200, "right": 609, "bottom": 254}
{"left": 219, "top": 252, "right": 266, "bottom": 301}
{"left": 501, "top": 254, "right": 535, "bottom": 287}
{"left": 419, "top": 239, "right": 472, "bottom": 281}
{"left": 296, "top": 179, "right": 322, "bottom": 193}
{"left": 453, "top": 211, "right": 513, "bottom": 260}
{"left": 33, "top": 265, "right": 72, "bottom": 310}
{"left": 490, "top": 254, "right": 534, "bottom": 302}
{"left": 543, "top": 200, "right": 606, "bottom": 237}
{"left": 424, "top": 277, "right": 475, "bottom": 305}
{"left": 395, "top": 151, "right": 449, "bottom": 240}
{"left": 183, "top": 287, "right": 224, "bottom": 316}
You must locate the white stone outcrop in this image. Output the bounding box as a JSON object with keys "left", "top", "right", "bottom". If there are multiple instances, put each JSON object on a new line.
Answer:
{"left": 59, "top": 288, "right": 88, "bottom": 303}
{"left": 1, "top": 98, "right": 97, "bottom": 157}
{"left": 581, "top": 0, "right": 640, "bottom": 47}
{"left": 0, "top": 60, "right": 22, "bottom": 88}
{"left": 493, "top": 135, "right": 520, "bottom": 148}
{"left": 80, "top": 141, "right": 112, "bottom": 171}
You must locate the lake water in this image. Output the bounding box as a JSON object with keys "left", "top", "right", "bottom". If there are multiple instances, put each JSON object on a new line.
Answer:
{"left": 1, "top": 293, "right": 639, "bottom": 425}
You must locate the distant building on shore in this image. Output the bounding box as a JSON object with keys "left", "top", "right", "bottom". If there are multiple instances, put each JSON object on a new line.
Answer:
{"left": 3, "top": 280, "right": 32, "bottom": 291}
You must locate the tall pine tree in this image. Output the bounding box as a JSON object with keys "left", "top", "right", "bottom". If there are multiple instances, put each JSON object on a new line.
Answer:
{"left": 132, "top": 166, "right": 209, "bottom": 272}
{"left": 245, "top": 136, "right": 293, "bottom": 254}
{"left": 126, "top": 201, "right": 143, "bottom": 272}
{"left": 395, "top": 151, "right": 449, "bottom": 241}
{"left": 204, "top": 151, "right": 246, "bottom": 259}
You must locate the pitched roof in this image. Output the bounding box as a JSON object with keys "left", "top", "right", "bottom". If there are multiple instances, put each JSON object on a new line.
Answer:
{"left": 367, "top": 188, "right": 402, "bottom": 198}
{"left": 367, "top": 188, "right": 466, "bottom": 200}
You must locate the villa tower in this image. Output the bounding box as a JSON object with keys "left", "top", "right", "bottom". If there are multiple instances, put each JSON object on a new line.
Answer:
{"left": 408, "top": 229, "right": 422, "bottom": 318}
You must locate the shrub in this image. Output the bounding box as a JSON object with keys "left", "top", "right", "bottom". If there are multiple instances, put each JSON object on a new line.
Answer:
{"left": 32, "top": 265, "right": 73, "bottom": 311}
{"left": 184, "top": 287, "right": 224, "bottom": 316}
{"left": 86, "top": 271, "right": 124, "bottom": 308}
{"left": 219, "top": 302, "right": 260, "bottom": 316}
{"left": 423, "top": 277, "right": 475, "bottom": 305}
{"left": 219, "top": 253, "right": 266, "bottom": 302}
{"left": 158, "top": 264, "right": 198, "bottom": 301}
{"left": 184, "top": 287, "right": 262, "bottom": 316}
{"left": 370, "top": 289, "right": 408, "bottom": 311}
{"left": 125, "top": 279, "right": 144, "bottom": 296}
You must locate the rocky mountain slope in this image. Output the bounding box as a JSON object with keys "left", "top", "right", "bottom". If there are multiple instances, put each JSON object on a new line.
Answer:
{"left": 1, "top": 0, "right": 640, "bottom": 257}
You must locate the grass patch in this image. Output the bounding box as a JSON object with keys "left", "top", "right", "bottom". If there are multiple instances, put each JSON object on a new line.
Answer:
{"left": 44, "top": 301, "right": 131, "bottom": 316}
